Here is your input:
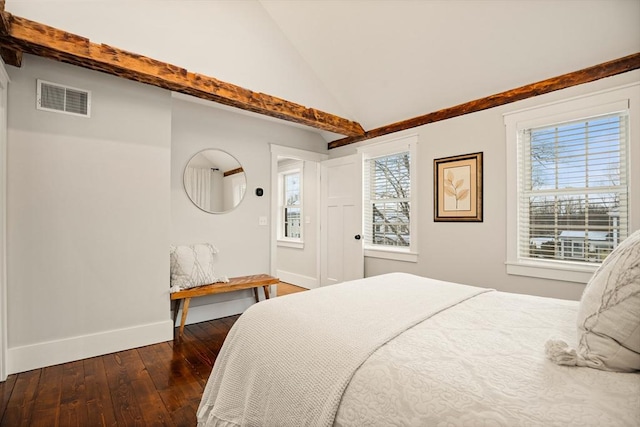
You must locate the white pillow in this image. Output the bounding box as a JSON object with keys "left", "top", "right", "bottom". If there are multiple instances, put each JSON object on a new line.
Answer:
{"left": 170, "top": 243, "right": 218, "bottom": 292}
{"left": 575, "top": 229, "right": 640, "bottom": 372}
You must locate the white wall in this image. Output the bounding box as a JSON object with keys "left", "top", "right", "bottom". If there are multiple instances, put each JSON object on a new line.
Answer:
{"left": 0, "top": 60, "right": 9, "bottom": 381}
{"left": 6, "top": 55, "right": 173, "bottom": 374}
{"left": 171, "top": 97, "right": 326, "bottom": 322}
{"left": 330, "top": 70, "right": 640, "bottom": 301}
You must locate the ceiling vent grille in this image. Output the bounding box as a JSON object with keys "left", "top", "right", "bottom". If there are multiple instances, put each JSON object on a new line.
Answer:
{"left": 37, "top": 79, "right": 91, "bottom": 117}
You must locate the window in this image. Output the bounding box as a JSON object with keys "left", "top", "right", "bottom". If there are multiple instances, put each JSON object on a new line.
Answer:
{"left": 283, "top": 172, "right": 301, "bottom": 239}
{"left": 367, "top": 153, "right": 410, "bottom": 247}
{"left": 359, "top": 135, "right": 418, "bottom": 262}
{"left": 505, "top": 84, "right": 637, "bottom": 282}
{"left": 523, "top": 114, "right": 628, "bottom": 263}
{"left": 278, "top": 161, "right": 303, "bottom": 246}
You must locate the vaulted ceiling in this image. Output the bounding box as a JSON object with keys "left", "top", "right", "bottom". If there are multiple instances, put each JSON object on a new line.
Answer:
{"left": 1, "top": 0, "right": 639, "bottom": 147}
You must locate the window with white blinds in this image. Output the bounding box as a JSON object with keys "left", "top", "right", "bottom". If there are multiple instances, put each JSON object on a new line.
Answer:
{"left": 359, "top": 135, "right": 418, "bottom": 262}
{"left": 519, "top": 113, "right": 629, "bottom": 264}
{"left": 505, "top": 84, "right": 638, "bottom": 283}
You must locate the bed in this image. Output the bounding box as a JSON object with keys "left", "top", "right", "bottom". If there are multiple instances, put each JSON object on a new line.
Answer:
{"left": 197, "top": 232, "right": 640, "bottom": 427}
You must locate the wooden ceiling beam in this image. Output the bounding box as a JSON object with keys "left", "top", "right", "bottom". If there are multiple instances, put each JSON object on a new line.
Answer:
{"left": 329, "top": 52, "right": 640, "bottom": 149}
{"left": 0, "top": 11, "right": 365, "bottom": 137}
{"left": 0, "top": 45, "right": 21, "bottom": 67}
{"left": 0, "top": 1, "right": 21, "bottom": 66}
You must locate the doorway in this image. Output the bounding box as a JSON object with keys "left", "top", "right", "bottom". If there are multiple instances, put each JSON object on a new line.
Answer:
{"left": 269, "top": 145, "right": 327, "bottom": 290}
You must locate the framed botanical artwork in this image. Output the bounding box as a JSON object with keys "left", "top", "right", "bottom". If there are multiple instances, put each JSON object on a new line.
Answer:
{"left": 434, "top": 152, "right": 483, "bottom": 222}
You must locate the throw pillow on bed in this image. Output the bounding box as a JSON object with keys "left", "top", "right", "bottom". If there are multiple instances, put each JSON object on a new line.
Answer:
{"left": 170, "top": 243, "right": 218, "bottom": 292}
{"left": 576, "top": 229, "right": 640, "bottom": 372}
{"left": 546, "top": 229, "right": 640, "bottom": 372}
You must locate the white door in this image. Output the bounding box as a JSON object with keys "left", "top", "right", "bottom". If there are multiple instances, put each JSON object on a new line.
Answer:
{"left": 320, "top": 154, "right": 363, "bottom": 286}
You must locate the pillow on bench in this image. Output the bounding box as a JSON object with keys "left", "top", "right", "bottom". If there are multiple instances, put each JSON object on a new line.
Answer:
{"left": 170, "top": 243, "right": 220, "bottom": 293}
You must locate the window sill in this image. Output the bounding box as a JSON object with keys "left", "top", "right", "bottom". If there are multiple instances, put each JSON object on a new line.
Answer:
{"left": 365, "top": 247, "right": 418, "bottom": 263}
{"left": 505, "top": 259, "right": 597, "bottom": 284}
{"left": 277, "top": 240, "right": 304, "bottom": 249}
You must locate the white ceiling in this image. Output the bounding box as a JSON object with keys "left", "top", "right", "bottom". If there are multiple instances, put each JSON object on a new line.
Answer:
{"left": 260, "top": 0, "right": 640, "bottom": 131}
{"left": 6, "top": 0, "right": 640, "bottom": 141}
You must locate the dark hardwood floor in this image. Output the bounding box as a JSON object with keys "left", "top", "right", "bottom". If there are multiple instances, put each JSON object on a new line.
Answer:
{"left": 0, "top": 282, "right": 307, "bottom": 427}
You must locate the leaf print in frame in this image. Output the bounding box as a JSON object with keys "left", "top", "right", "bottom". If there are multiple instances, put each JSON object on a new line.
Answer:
{"left": 434, "top": 152, "right": 483, "bottom": 222}
{"left": 443, "top": 166, "right": 471, "bottom": 211}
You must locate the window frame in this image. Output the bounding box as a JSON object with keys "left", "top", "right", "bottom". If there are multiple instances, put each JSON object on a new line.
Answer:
{"left": 358, "top": 134, "right": 419, "bottom": 263}
{"left": 277, "top": 161, "right": 304, "bottom": 248}
{"left": 504, "top": 84, "right": 638, "bottom": 283}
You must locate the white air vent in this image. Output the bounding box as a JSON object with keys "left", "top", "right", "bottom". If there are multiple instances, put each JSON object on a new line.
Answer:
{"left": 36, "top": 79, "right": 91, "bottom": 117}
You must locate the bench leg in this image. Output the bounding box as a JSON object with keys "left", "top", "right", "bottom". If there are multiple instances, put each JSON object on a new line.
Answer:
{"left": 172, "top": 299, "right": 182, "bottom": 335}
{"left": 253, "top": 287, "right": 260, "bottom": 303}
{"left": 179, "top": 297, "right": 191, "bottom": 338}
{"left": 263, "top": 285, "right": 271, "bottom": 300}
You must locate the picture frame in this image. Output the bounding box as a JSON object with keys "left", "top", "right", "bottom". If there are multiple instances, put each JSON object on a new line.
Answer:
{"left": 434, "top": 152, "right": 483, "bottom": 222}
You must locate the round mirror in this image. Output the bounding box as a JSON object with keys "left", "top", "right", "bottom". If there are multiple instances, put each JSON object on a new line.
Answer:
{"left": 183, "top": 149, "right": 247, "bottom": 213}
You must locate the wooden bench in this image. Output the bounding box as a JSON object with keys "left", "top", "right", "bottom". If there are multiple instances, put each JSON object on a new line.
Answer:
{"left": 170, "top": 274, "right": 279, "bottom": 338}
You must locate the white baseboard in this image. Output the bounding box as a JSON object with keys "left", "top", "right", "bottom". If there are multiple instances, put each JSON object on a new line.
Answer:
{"left": 8, "top": 297, "right": 261, "bottom": 374}
{"left": 7, "top": 319, "right": 173, "bottom": 375}
{"left": 173, "top": 296, "right": 255, "bottom": 326}
{"left": 276, "top": 270, "right": 318, "bottom": 289}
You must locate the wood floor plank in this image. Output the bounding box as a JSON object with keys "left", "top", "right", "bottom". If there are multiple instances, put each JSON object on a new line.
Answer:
{"left": 172, "top": 328, "right": 217, "bottom": 384}
{"left": 137, "top": 342, "right": 202, "bottom": 427}
{"left": 192, "top": 323, "right": 228, "bottom": 356}
{"left": 30, "top": 364, "right": 63, "bottom": 427}
{"left": 102, "top": 351, "right": 146, "bottom": 426}
{"left": 83, "top": 356, "right": 118, "bottom": 427}
{"left": 114, "top": 347, "right": 175, "bottom": 427}
{"left": 219, "top": 314, "right": 240, "bottom": 330}
{"left": 128, "top": 369, "right": 175, "bottom": 427}
{"left": 277, "top": 282, "right": 307, "bottom": 296}
{"left": 1, "top": 369, "right": 40, "bottom": 426}
{"left": 58, "top": 360, "right": 88, "bottom": 426}
{"left": 166, "top": 403, "right": 200, "bottom": 427}
{"left": 139, "top": 341, "right": 204, "bottom": 398}
{"left": 187, "top": 322, "right": 228, "bottom": 357}
{"left": 0, "top": 374, "right": 17, "bottom": 422}
{"left": 136, "top": 343, "right": 172, "bottom": 391}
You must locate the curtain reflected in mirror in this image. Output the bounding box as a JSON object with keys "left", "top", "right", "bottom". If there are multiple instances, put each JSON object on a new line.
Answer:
{"left": 184, "top": 149, "right": 246, "bottom": 213}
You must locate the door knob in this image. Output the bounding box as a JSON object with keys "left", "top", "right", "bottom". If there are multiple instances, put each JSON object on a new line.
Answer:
{"left": 354, "top": 234, "right": 361, "bottom": 240}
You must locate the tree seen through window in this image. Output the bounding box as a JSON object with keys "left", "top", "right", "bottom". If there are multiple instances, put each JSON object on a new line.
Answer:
{"left": 525, "top": 114, "right": 627, "bottom": 262}
{"left": 369, "top": 153, "right": 410, "bottom": 247}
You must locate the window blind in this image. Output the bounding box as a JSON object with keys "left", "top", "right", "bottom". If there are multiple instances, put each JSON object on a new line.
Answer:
{"left": 518, "top": 112, "right": 629, "bottom": 264}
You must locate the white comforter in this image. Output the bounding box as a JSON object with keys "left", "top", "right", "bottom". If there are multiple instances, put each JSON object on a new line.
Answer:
{"left": 198, "top": 273, "right": 640, "bottom": 426}
{"left": 197, "top": 273, "right": 489, "bottom": 426}
{"left": 335, "top": 290, "right": 640, "bottom": 426}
